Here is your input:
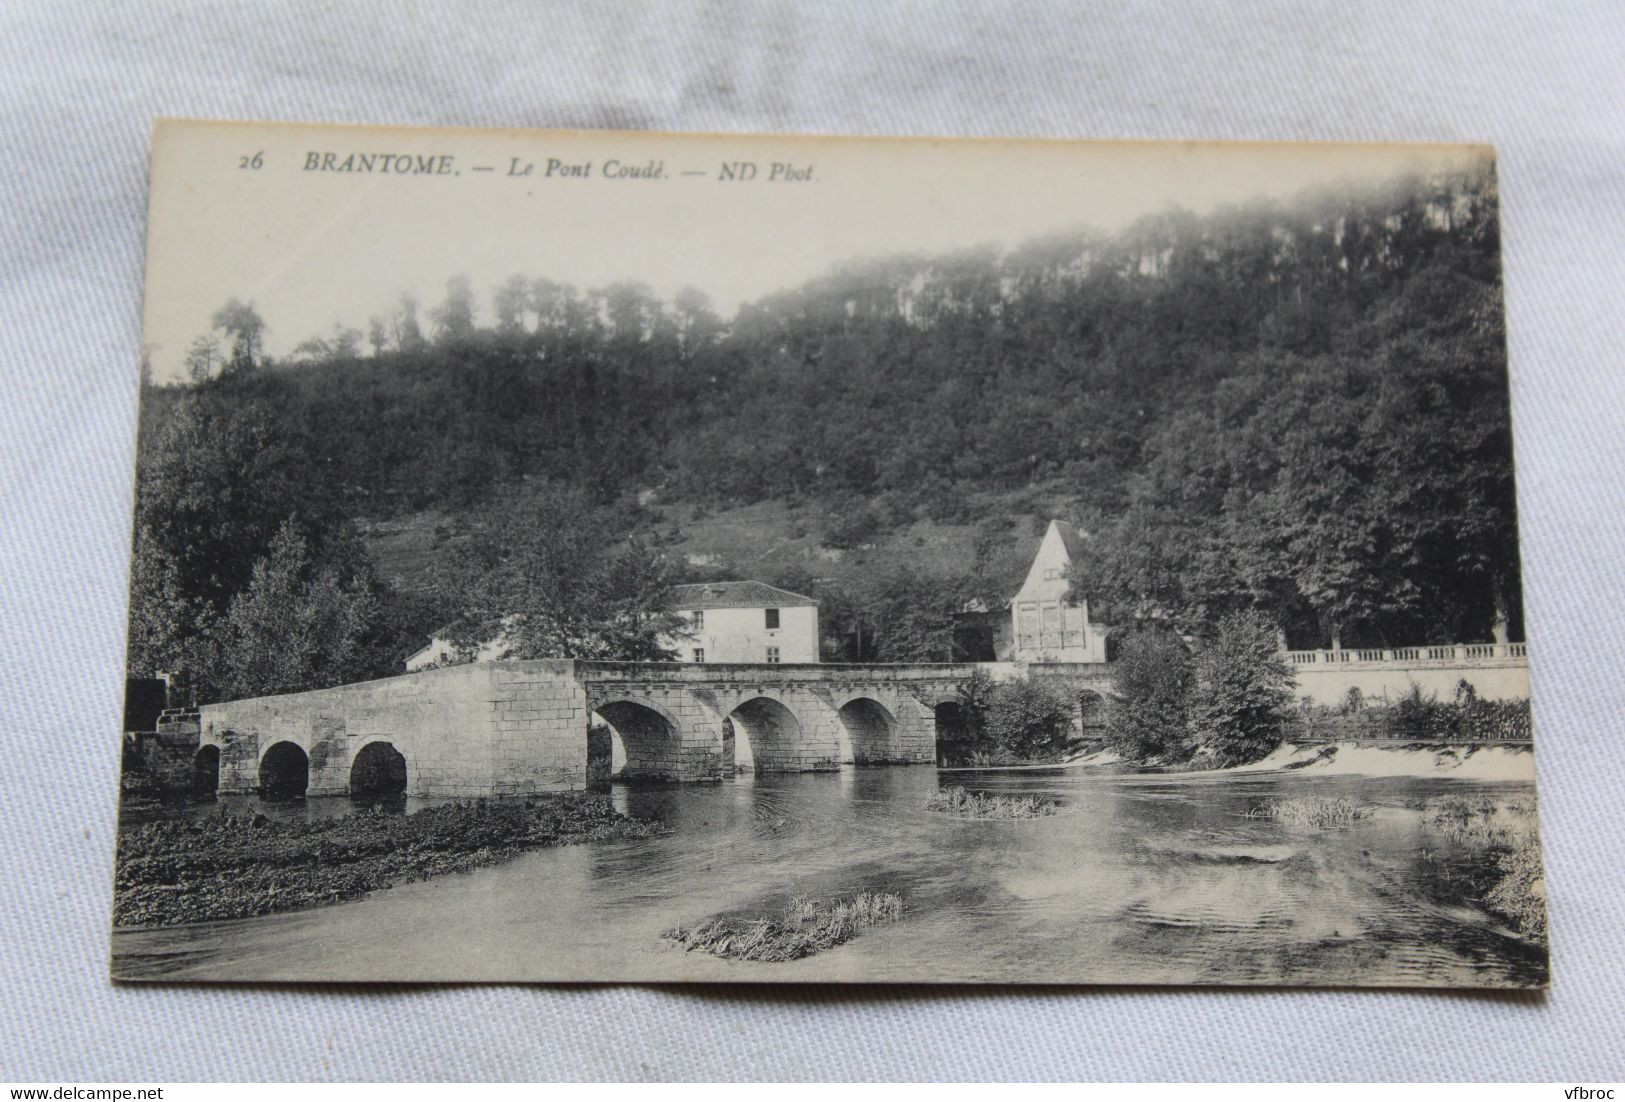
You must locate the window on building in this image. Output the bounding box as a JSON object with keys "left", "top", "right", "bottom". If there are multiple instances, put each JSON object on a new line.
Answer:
{"left": 692, "top": 648, "right": 705, "bottom": 663}
{"left": 765, "top": 608, "right": 780, "bottom": 629}
{"left": 766, "top": 646, "right": 780, "bottom": 663}
{"left": 1044, "top": 567, "right": 1061, "bottom": 580}
{"left": 692, "top": 610, "right": 704, "bottom": 630}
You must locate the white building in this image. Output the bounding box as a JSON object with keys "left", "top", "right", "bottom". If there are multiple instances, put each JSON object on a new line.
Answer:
{"left": 664, "top": 581, "right": 820, "bottom": 664}
{"left": 1010, "top": 519, "right": 1110, "bottom": 663}
{"left": 403, "top": 618, "right": 514, "bottom": 672}
{"left": 404, "top": 580, "right": 821, "bottom": 671}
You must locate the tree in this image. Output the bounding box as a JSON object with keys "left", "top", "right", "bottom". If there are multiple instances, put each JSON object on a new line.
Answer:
{"left": 330, "top": 325, "right": 362, "bottom": 358}
{"left": 847, "top": 567, "right": 966, "bottom": 663}
{"left": 125, "top": 519, "right": 218, "bottom": 696}
{"left": 210, "top": 298, "right": 266, "bottom": 372}
{"left": 184, "top": 334, "right": 221, "bottom": 383}
{"left": 1106, "top": 628, "right": 1195, "bottom": 762}
{"left": 1190, "top": 611, "right": 1297, "bottom": 764}
{"left": 211, "top": 521, "right": 379, "bottom": 699}
{"left": 437, "top": 484, "right": 688, "bottom": 660}
{"left": 492, "top": 274, "right": 532, "bottom": 335}
{"left": 126, "top": 386, "right": 381, "bottom": 700}
{"left": 600, "top": 281, "right": 663, "bottom": 344}
{"left": 393, "top": 292, "right": 426, "bottom": 352}
{"left": 672, "top": 286, "right": 725, "bottom": 355}
{"left": 431, "top": 275, "right": 477, "bottom": 343}
{"left": 367, "top": 315, "right": 391, "bottom": 356}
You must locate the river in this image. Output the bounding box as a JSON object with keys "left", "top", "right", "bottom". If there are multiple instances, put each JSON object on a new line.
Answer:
{"left": 111, "top": 765, "right": 1547, "bottom": 986}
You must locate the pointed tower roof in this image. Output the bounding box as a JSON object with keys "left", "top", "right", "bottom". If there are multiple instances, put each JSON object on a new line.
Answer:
{"left": 1049, "top": 519, "right": 1088, "bottom": 563}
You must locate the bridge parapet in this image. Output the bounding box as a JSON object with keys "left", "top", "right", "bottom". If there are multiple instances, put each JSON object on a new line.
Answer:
{"left": 1024, "top": 662, "right": 1116, "bottom": 688}
{"left": 574, "top": 661, "right": 980, "bottom": 686}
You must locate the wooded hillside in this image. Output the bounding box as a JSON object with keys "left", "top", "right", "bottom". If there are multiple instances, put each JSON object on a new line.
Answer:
{"left": 130, "top": 156, "right": 1521, "bottom": 698}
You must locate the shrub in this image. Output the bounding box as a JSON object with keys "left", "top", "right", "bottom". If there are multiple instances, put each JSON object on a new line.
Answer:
{"left": 1107, "top": 628, "right": 1195, "bottom": 762}
{"left": 1290, "top": 693, "right": 1533, "bottom": 743}
{"left": 1191, "top": 611, "right": 1297, "bottom": 765}
{"left": 943, "top": 670, "right": 1074, "bottom": 764}
{"left": 1456, "top": 696, "right": 1533, "bottom": 742}
{"left": 983, "top": 677, "right": 1076, "bottom": 760}
{"left": 1394, "top": 683, "right": 1450, "bottom": 739}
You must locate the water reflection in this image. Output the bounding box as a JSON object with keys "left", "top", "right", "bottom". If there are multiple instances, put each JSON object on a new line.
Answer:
{"left": 113, "top": 764, "right": 1547, "bottom": 986}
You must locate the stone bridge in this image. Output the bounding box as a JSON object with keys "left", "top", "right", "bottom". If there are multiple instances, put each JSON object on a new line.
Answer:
{"left": 195, "top": 660, "right": 988, "bottom": 799}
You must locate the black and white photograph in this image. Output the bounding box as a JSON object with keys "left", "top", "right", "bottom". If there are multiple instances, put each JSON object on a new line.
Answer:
{"left": 111, "top": 119, "right": 1546, "bottom": 986}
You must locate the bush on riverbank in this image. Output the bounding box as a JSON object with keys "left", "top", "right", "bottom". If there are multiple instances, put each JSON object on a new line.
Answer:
{"left": 1109, "top": 615, "right": 1298, "bottom": 767}
{"left": 1106, "top": 628, "right": 1195, "bottom": 762}
{"left": 1191, "top": 612, "right": 1296, "bottom": 764}
{"left": 1426, "top": 796, "right": 1546, "bottom": 942}
{"left": 925, "top": 785, "right": 1059, "bottom": 820}
{"left": 939, "top": 670, "right": 1077, "bottom": 766}
{"left": 114, "top": 795, "right": 665, "bottom": 928}
{"left": 1246, "top": 795, "right": 1373, "bottom": 829}
{"left": 664, "top": 892, "right": 904, "bottom": 962}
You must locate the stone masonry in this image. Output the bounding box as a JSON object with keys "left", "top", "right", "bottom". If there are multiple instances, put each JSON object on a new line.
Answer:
{"left": 201, "top": 660, "right": 588, "bottom": 798}
{"left": 578, "top": 661, "right": 970, "bottom": 780}
{"left": 194, "top": 647, "right": 1533, "bottom": 798}
{"left": 197, "top": 660, "right": 973, "bottom": 797}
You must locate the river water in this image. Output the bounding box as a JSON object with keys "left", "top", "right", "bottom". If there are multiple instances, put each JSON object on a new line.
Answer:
{"left": 112, "top": 765, "right": 1547, "bottom": 986}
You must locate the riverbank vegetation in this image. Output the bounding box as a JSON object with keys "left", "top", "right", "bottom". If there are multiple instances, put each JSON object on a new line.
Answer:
{"left": 113, "top": 795, "right": 665, "bottom": 928}
{"left": 1246, "top": 795, "right": 1373, "bottom": 829}
{"left": 664, "top": 892, "right": 905, "bottom": 962}
{"left": 1106, "top": 612, "right": 1298, "bottom": 767}
{"left": 1296, "top": 683, "right": 1534, "bottom": 744}
{"left": 1425, "top": 796, "right": 1546, "bottom": 942}
{"left": 937, "top": 671, "right": 1081, "bottom": 766}
{"left": 925, "top": 785, "right": 1059, "bottom": 820}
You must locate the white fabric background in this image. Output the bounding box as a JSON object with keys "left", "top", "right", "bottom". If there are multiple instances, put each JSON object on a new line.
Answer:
{"left": 3, "top": 0, "right": 1623, "bottom": 1083}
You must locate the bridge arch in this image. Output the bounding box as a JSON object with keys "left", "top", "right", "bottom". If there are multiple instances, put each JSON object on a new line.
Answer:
{"left": 836, "top": 696, "right": 899, "bottom": 764}
{"left": 191, "top": 744, "right": 220, "bottom": 797}
{"left": 934, "top": 699, "right": 975, "bottom": 767}
{"left": 350, "top": 739, "right": 408, "bottom": 797}
{"left": 258, "top": 740, "right": 309, "bottom": 800}
{"left": 727, "top": 695, "right": 807, "bottom": 773}
{"left": 595, "top": 698, "right": 685, "bottom": 781}
{"left": 1077, "top": 689, "right": 1107, "bottom": 738}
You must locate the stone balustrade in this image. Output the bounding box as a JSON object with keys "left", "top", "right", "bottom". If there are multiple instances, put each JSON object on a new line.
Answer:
{"left": 1286, "top": 643, "right": 1528, "bottom": 666}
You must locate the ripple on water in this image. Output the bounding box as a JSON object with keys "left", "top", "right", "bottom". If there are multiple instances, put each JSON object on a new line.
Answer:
{"left": 112, "top": 767, "right": 1548, "bottom": 986}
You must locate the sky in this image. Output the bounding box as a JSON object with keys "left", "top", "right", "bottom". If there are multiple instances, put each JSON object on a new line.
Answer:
{"left": 142, "top": 121, "right": 1486, "bottom": 381}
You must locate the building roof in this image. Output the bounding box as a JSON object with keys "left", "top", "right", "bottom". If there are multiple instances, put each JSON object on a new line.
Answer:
{"left": 669, "top": 580, "right": 818, "bottom": 610}
{"left": 1051, "top": 519, "right": 1089, "bottom": 563}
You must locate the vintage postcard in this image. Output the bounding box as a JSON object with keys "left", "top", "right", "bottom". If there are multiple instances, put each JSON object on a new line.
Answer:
{"left": 114, "top": 119, "right": 1546, "bottom": 985}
